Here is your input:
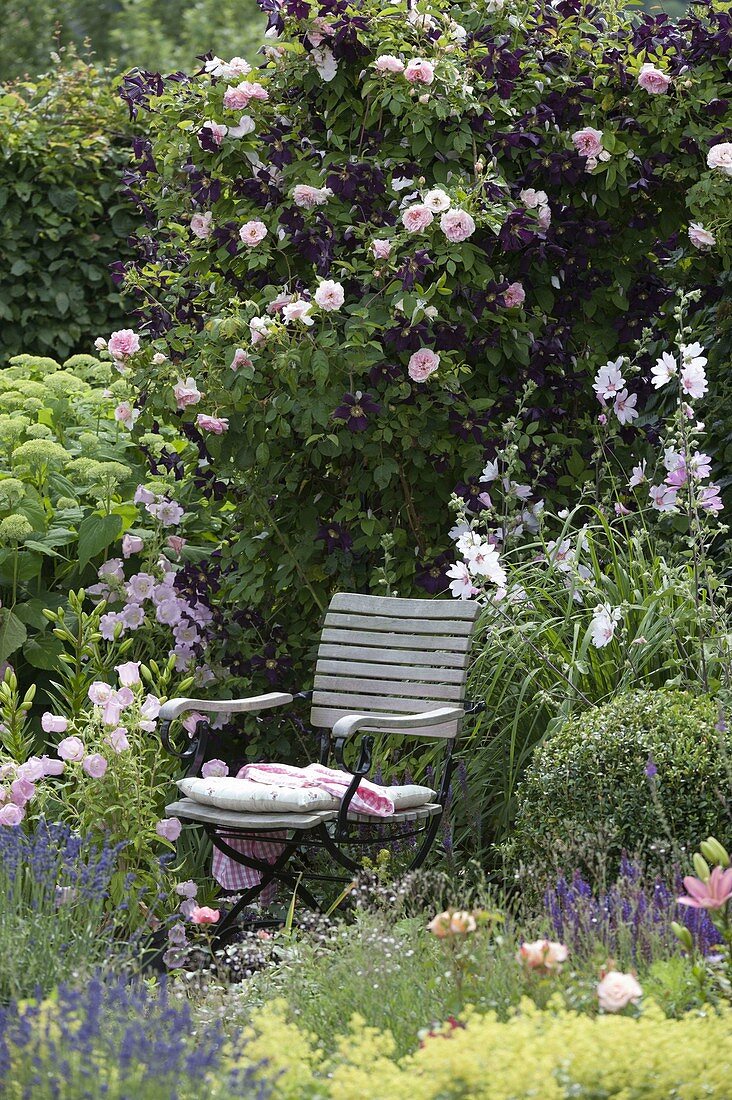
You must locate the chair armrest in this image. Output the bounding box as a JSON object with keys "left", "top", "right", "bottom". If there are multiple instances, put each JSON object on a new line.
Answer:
{"left": 159, "top": 692, "right": 294, "bottom": 723}
{"left": 331, "top": 706, "right": 464, "bottom": 741}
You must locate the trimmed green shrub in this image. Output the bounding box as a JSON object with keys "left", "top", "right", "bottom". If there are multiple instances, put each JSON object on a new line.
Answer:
{"left": 505, "top": 690, "right": 732, "bottom": 877}
{"left": 0, "top": 55, "right": 137, "bottom": 359}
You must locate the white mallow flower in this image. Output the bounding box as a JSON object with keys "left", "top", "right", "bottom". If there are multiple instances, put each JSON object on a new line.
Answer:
{"left": 628, "top": 460, "right": 647, "bottom": 489}
{"left": 613, "top": 389, "right": 638, "bottom": 426}
{"left": 446, "top": 561, "right": 478, "bottom": 600}
{"left": 680, "top": 358, "right": 708, "bottom": 400}
{"left": 481, "top": 458, "right": 500, "bottom": 482}
{"left": 448, "top": 521, "right": 471, "bottom": 543}
{"left": 422, "top": 188, "right": 451, "bottom": 213}
{"left": 546, "top": 538, "right": 575, "bottom": 573}
{"left": 649, "top": 484, "right": 678, "bottom": 512}
{"left": 463, "top": 542, "right": 507, "bottom": 587}
{"left": 651, "top": 351, "right": 677, "bottom": 389}
{"left": 590, "top": 603, "right": 621, "bottom": 649}
{"left": 593, "top": 358, "right": 625, "bottom": 401}
{"left": 681, "top": 341, "right": 705, "bottom": 364}
{"left": 456, "top": 528, "right": 484, "bottom": 556}
{"left": 663, "top": 447, "right": 684, "bottom": 473}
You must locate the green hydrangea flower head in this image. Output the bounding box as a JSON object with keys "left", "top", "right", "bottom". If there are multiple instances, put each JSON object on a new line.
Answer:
{"left": 22, "top": 398, "right": 45, "bottom": 414}
{"left": 0, "top": 478, "right": 26, "bottom": 510}
{"left": 0, "top": 514, "right": 33, "bottom": 544}
{"left": 7, "top": 355, "right": 61, "bottom": 376}
{"left": 25, "top": 424, "right": 54, "bottom": 440}
{"left": 43, "top": 371, "right": 91, "bottom": 397}
{"left": 0, "top": 416, "right": 31, "bottom": 450}
{"left": 78, "top": 432, "right": 102, "bottom": 451}
{"left": 55, "top": 496, "right": 79, "bottom": 510}
{"left": 63, "top": 355, "right": 105, "bottom": 381}
{"left": 12, "top": 439, "right": 71, "bottom": 470}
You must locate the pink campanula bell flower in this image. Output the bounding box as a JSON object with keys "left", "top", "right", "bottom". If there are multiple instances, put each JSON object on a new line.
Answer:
{"left": 156, "top": 817, "right": 182, "bottom": 842}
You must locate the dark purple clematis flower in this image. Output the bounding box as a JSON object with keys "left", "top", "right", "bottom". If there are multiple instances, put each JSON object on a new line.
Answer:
{"left": 251, "top": 643, "right": 293, "bottom": 686}
{"left": 498, "top": 211, "right": 537, "bottom": 252}
{"left": 332, "top": 392, "right": 381, "bottom": 432}
{"left": 415, "top": 553, "right": 451, "bottom": 594}
{"left": 315, "top": 522, "right": 353, "bottom": 553}
{"left": 368, "top": 362, "right": 402, "bottom": 387}
{"left": 396, "top": 249, "right": 432, "bottom": 291}
{"left": 455, "top": 478, "right": 493, "bottom": 514}
{"left": 448, "top": 408, "right": 486, "bottom": 443}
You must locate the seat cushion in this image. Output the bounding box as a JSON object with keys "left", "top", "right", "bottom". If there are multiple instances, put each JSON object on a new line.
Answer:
{"left": 177, "top": 777, "right": 340, "bottom": 813}
{"left": 388, "top": 784, "right": 437, "bottom": 810}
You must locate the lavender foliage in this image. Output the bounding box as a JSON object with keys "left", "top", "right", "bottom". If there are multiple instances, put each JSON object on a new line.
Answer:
{"left": 544, "top": 856, "right": 719, "bottom": 962}
{"left": 0, "top": 977, "right": 273, "bottom": 1099}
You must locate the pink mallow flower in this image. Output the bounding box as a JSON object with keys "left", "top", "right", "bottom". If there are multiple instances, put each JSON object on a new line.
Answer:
{"left": 156, "top": 817, "right": 182, "bottom": 842}
{"left": 190, "top": 905, "right": 220, "bottom": 925}
{"left": 196, "top": 414, "right": 229, "bottom": 434}
{"left": 239, "top": 220, "right": 268, "bottom": 247}
{"left": 404, "top": 58, "right": 435, "bottom": 84}
{"left": 173, "top": 377, "right": 202, "bottom": 410}
{"left": 407, "top": 348, "right": 440, "bottom": 382}
{"left": 41, "top": 713, "right": 68, "bottom": 734}
{"left": 82, "top": 754, "right": 108, "bottom": 779}
{"left": 107, "top": 329, "right": 140, "bottom": 359}
{"left": 57, "top": 736, "right": 85, "bottom": 762}
{"left": 677, "top": 866, "right": 732, "bottom": 910}
{"left": 503, "top": 281, "right": 525, "bottom": 308}
{"left": 440, "top": 209, "right": 475, "bottom": 243}
{"left": 637, "top": 63, "right": 671, "bottom": 95}
{"left": 572, "top": 127, "right": 604, "bottom": 158}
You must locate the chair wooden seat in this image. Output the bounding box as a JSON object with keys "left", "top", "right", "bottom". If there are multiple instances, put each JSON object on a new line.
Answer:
{"left": 166, "top": 797, "right": 443, "bottom": 831}
{"left": 158, "top": 591, "right": 482, "bottom": 935}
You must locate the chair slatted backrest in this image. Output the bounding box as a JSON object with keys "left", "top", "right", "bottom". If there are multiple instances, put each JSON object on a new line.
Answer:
{"left": 311, "top": 592, "right": 480, "bottom": 739}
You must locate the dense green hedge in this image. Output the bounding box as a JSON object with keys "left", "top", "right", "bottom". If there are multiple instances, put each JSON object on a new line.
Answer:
{"left": 0, "top": 57, "right": 137, "bottom": 360}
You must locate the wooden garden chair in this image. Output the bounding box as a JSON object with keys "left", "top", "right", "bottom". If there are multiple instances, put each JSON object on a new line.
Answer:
{"left": 161, "top": 592, "right": 482, "bottom": 935}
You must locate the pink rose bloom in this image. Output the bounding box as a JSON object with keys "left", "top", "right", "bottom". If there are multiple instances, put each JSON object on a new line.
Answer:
{"left": 115, "top": 402, "right": 134, "bottom": 424}
{"left": 707, "top": 142, "right": 732, "bottom": 176}
{"left": 82, "top": 754, "right": 108, "bottom": 779}
{"left": 597, "top": 970, "right": 642, "bottom": 1012}
{"left": 107, "top": 330, "right": 140, "bottom": 360}
{"left": 282, "top": 299, "right": 314, "bottom": 326}
{"left": 223, "top": 81, "right": 268, "bottom": 109}
{"left": 58, "top": 736, "right": 85, "bottom": 762}
{"left": 196, "top": 413, "right": 229, "bottom": 434}
{"left": 440, "top": 209, "right": 476, "bottom": 243}
{"left": 503, "top": 281, "right": 525, "bottom": 308}
{"left": 314, "top": 279, "right": 345, "bottom": 311}
{"left": 106, "top": 727, "right": 130, "bottom": 754}
{"left": 404, "top": 58, "right": 435, "bottom": 84}
{"left": 41, "top": 713, "right": 68, "bottom": 734}
{"left": 292, "top": 184, "right": 332, "bottom": 208}
{"left": 0, "top": 803, "right": 23, "bottom": 826}
{"left": 516, "top": 939, "right": 569, "bottom": 972}
{"left": 239, "top": 220, "right": 268, "bottom": 247}
{"left": 408, "top": 348, "right": 440, "bottom": 382}
{"left": 402, "top": 204, "right": 434, "bottom": 233}
{"left": 427, "top": 910, "right": 477, "bottom": 937}
{"left": 189, "top": 905, "right": 220, "bottom": 925}
{"left": 230, "top": 347, "right": 253, "bottom": 371}
{"left": 371, "top": 239, "right": 392, "bottom": 259}
{"left": 41, "top": 756, "right": 65, "bottom": 776}
{"left": 572, "top": 127, "right": 604, "bottom": 157}
{"left": 167, "top": 535, "right": 186, "bottom": 554}
{"left": 688, "top": 223, "right": 715, "bottom": 251}
{"left": 10, "top": 777, "right": 36, "bottom": 807}
{"left": 374, "top": 54, "right": 405, "bottom": 74}
{"left": 202, "top": 759, "right": 230, "bottom": 778}
{"left": 190, "top": 211, "right": 213, "bottom": 239}
{"left": 88, "top": 682, "right": 114, "bottom": 706}
{"left": 115, "top": 661, "right": 141, "bottom": 687}
{"left": 199, "top": 121, "right": 227, "bottom": 146}
{"left": 17, "top": 758, "right": 45, "bottom": 782}
{"left": 637, "top": 63, "right": 671, "bottom": 95}
{"left": 121, "top": 533, "right": 144, "bottom": 559}
{"left": 156, "top": 817, "right": 182, "bottom": 842}
{"left": 173, "top": 377, "right": 202, "bottom": 410}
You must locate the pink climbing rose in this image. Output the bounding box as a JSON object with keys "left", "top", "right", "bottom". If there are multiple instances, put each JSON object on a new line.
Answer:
{"left": 404, "top": 58, "right": 435, "bottom": 84}
{"left": 637, "top": 63, "right": 671, "bottom": 94}
{"left": 402, "top": 204, "right": 434, "bottom": 233}
{"left": 196, "top": 414, "right": 229, "bottom": 434}
{"left": 572, "top": 127, "right": 604, "bottom": 157}
{"left": 503, "top": 281, "right": 525, "bottom": 308}
{"left": 239, "top": 220, "right": 268, "bottom": 247}
{"left": 407, "top": 348, "right": 440, "bottom": 382}
{"left": 440, "top": 209, "right": 476, "bottom": 243}
{"left": 173, "top": 378, "right": 202, "bottom": 409}
{"left": 107, "top": 330, "right": 140, "bottom": 359}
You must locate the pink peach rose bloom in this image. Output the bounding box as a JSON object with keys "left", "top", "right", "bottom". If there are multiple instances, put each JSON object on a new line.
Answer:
{"left": 107, "top": 330, "right": 140, "bottom": 359}
{"left": 707, "top": 142, "right": 732, "bottom": 176}
{"left": 371, "top": 239, "right": 392, "bottom": 259}
{"left": 196, "top": 413, "right": 229, "bottom": 434}
{"left": 223, "top": 81, "right": 268, "bottom": 109}
{"left": 314, "top": 279, "right": 345, "bottom": 311}
{"left": 374, "top": 55, "right": 405, "bottom": 74}
{"left": 516, "top": 939, "right": 568, "bottom": 972}
{"left": 190, "top": 211, "right": 213, "bottom": 239}
{"left": 190, "top": 905, "right": 221, "bottom": 924}
{"left": 404, "top": 58, "right": 435, "bottom": 84}
{"left": 292, "top": 184, "right": 333, "bottom": 208}
{"left": 503, "top": 281, "right": 525, "bottom": 307}
{"left": 239, "top": 220, "right": 268, "bottom": 247}
{"left": 571, "top": 127, "right": 604, "bottom": 157}
{"left": 173, "top": 377, "right": 202, "bottom": 409}
{"left": 427, "top": 909, "right": 477, "bottom": 937}
{"left": 637, "top": 63, "right": 671, "bottom": 94}
{"left": 408, "top": 348, "right": 440, "bottom": 382}
{"left": 402, "top": 204, "right": 434, "bottom": 233}
{"left": 597, "top": 970, "right": 642, "bottom": 1012}
{"left": 440, "top": 209, "right": 476, "bottom": 243}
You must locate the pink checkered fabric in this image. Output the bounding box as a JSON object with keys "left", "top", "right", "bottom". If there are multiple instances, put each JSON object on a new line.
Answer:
{"left": 210, "top": 762, "right": 396, "bottom": 896}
